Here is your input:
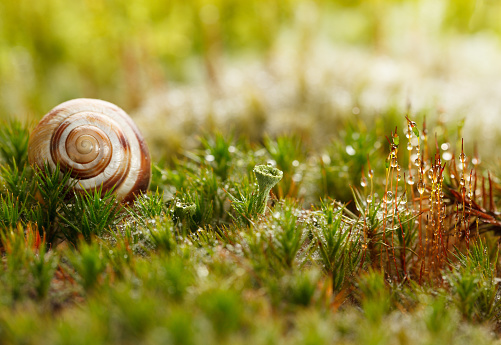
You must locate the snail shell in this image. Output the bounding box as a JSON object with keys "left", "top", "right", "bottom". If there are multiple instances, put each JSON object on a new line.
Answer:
{"left": 28, "top": 98, "right": 151, "bottom": 203}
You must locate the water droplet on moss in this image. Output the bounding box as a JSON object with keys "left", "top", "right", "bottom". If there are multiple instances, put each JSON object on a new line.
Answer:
{"left": 459, "top": 153, "right": 467, "bottom": 164}
{"left": 442, "top": 152, "right": 452, "bottom": 161}
{"left": 417, "top": 181, "right": 425, "bottom": 194}
{"left": 345, "top": 145, "right": 356, "bottom": 156}
{"left": 385, "top": 191, "right": 394, "bottom": 203}
{"left": 361, "top": 176, "right": 368, "bottom": 187}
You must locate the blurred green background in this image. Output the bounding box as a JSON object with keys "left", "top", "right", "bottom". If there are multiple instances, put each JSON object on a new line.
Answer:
{"left": 1, "top": 0, "right": 501, "bottom": 116}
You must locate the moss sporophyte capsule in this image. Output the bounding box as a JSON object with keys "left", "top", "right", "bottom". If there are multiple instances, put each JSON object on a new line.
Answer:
{"left": 253, "top": 165, "right": 283, "bottom": 214}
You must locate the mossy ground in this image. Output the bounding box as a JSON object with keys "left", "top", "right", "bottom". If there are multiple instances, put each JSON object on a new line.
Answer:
{"left": 0, "top": 116, "right": 501, "bottom": 344}
{"left": 2, "top": 0, "right": 501, "bottom": 344}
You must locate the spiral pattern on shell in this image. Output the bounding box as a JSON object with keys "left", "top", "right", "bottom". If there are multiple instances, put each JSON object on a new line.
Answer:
{"left": 28, "top": 98, "right": 151, "bottom": 203}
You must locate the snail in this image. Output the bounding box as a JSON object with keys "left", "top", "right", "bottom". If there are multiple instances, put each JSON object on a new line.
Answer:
{"left": 28, "top": 98, "right": 151, "bottom": 203}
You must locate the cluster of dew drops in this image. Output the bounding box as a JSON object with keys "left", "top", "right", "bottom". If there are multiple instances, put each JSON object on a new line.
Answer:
{"left": 359, "top": 116, "right": 479, "bottom": 218}
{"left": 359, "top": 118, "right": 433, "bottom": 206}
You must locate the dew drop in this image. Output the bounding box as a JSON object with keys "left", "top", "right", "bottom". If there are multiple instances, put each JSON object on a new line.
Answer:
{"left": 361, "top": 176, "right": 368, "bottom": 187}
{"left": 346, "top": 145, "right": 356, "bottom": 156}
{"left": 432, "top": 173, "right": 438, "bottom": 184}
{"left": 417, "top": 181, "right": 425, "bottom": 195}
{"left": 407, "top": 175, "right": 415, "bottom": 185}
{"left": 366, "top": 195, "right": 373, "bottom": 204}
{"left": 385, "top": 191, "right": 394, "bottom": 203}
{"left": 442, "top": 152, "right": 452, "bottom": 161}
{"left": 368, "top": 170, "right": 374, "bottom": 179}
{"left": 407, "top": 142, "right": 413, "bottom": 151}
{"left": 459, "top": 153, "right": 467, "bottom": 163}
{"left": 321, "top": 154, "right": 331, "bottom": 165}
{"left": 414, "top": 158, "right": 421, "bottom": 167}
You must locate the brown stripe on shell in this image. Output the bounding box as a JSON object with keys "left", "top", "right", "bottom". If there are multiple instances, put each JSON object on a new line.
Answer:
{"left": 86, "top": 130, "right": 131, "bottom": 194}
{"left": 50, "top": 121, "right": 73, "bottom": 174}
{"left": 115, "top": 126, "right": 130, "bottom": 152}
{"left": 122, "top": 137, "right": 151, "bottom": 203}
{"left": 36, "top": 105, "right": 70, "bottom": 128}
